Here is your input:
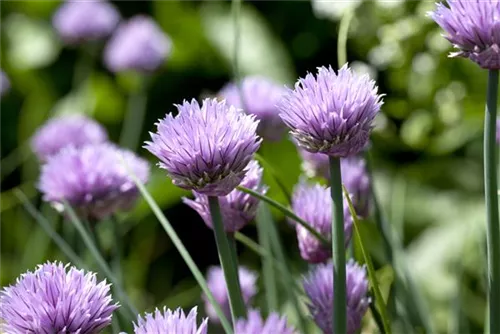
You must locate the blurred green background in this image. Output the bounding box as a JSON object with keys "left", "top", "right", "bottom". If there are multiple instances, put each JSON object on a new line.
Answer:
{"left": 0, "top": 0, "right": 493, "bottom": 333}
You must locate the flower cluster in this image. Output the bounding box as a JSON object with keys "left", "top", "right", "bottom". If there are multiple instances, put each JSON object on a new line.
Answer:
{"left": 133, "top": 307, "right": 208, "bottom": 334}
{"left": 184, "top": 160, "right": 268, "bottom": 232}
{"left": 203, "top": 266, "right": 258, "bottom": 323}
{"left": 39, "top": 143, "right": 149, "bottom": 220}
{"left": 235, "top": 309, "right": 296, "bottom": 334}
{"left": 0, "top": 262, "right": 118, "bottom": 334}
{"left": 146, "top": 98, "right": 261, "bottom": 196}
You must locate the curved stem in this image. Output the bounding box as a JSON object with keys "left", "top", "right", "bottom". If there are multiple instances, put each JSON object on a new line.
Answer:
{"left": 484, "top": 69, "right": 500, "bottom": 334}
{"left": 208, "top": 196, "right": 247, "bottom": 325}
{"left": 337, "top": 9, "right": 354, "bottom": 68}
{"left": 329, "top": 157, "right": 346, "bottom": 334}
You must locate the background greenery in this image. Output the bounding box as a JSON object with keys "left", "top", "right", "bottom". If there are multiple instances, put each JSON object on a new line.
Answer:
{"left": 0, "top": 1, "right": 492, "bottom": 333}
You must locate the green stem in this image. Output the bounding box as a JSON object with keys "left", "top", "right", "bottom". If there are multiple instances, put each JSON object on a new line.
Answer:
{"left": 485, "top": 69, "right": 500, "bottom": 334}
{"left": 208, "top": 196, "right": 247, "bottom": 325}
{"left": 237, "top": 186, "right": 329, "bottom": 245}
{"left": 111, "top": 216, "right": 123, "bottom": 285}
{"left": 119, "top": 78, "right": 149, "bottom": 151}
{"left": 256, "top": 204, "right": 278, "bottom": 312}
{"left": 329, "top": 156, "right": 346, "bottom": 334}
{"left": 337, "top": 9, "right": 354, "bottom": 68}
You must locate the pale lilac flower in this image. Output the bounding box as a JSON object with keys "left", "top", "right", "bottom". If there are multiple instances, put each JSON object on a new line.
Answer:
{"left": 303, "top": 261, "right": 370, "bottom": 334}
{"left": 39, "top": 143, "right": 149, "bottom": 220}
{"left": 104, "top": 15, "right": 172, "bottom": 73}
{"left": 235, "top": 309, "right": 296, "bottom": 334}
{"left": 300, "top": 150, "right": 371, "bottom": 217}
{"left": 53, "top": 0, "right": 119, "bottom": 44}
{"left": 203, "top": 266, "right": 258, "bottom": 324}
{"left": 31, "top": 114, "right": 108, "bottom": 161}
{"left": 430, "top": 0, "right": 500, "bottom": 69}
{"left": 183, "top": 160, "right": 268, "bottom": 232}
{"left": 219, "top": 76, "right": 287, "bottom": 141}
{"left": 0, "top": 262, "right": 118, "bottom": 334}
{"left": 279, "top": 65, "right": 383, "bottom": 157}
{"left": 145, "top": 98, "right": 261, "bottom": 196}
{"left": 133, "top": 307, "right": 208, "bottom": 334}
{"left": 1, "top": 70, "right": 10, "bottom": 97}
{"left": 291, "top": 181, "right": 353, "bottom": 263}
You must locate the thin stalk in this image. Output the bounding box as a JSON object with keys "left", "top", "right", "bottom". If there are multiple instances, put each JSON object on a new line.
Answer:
{"left": 63, "top": 202, "right": 137, "bottom": 321}
{"left": 328, "top": 156, "right": 347, "bottom": 334}
{"left": 237, "top": 186, "right": 329, "bottom": 245}
{"left": 0, "top": 142, "right": 31, "bottom": 181}
{"left": 122, "top": 157, "right": 233, "bottom": 333}
{"left": 231, "top": 0, "right": 245, "bottom": 107}
{"left": 119, "top": 78, "right": 149, "bottom": 151}
{"left": 111, "top": 216, "right": 123, "bottom": 285}
{"left": 14, "top": 189, "right": 84, "bottom": 269}
{"left": 263, "top": 204, "right": 308, "bottom": 333}
{"left": 337, "top": 9, "right": 354, "bottom": 68}
{"left": 256, "top": 204, "right": 278, "bottom": 312}
{"left": 254, "top": 153, "right": 291, "bottom": 202}
{"left": 484, "top": 69, "right": 500, "bottom": 334}
{"left": 208, "top": 196, "right": 247, "bottom": 324}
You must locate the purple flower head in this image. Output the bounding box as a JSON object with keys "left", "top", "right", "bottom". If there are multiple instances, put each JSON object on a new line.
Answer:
{"left": 1, "top": 70, "right": 10, "bottom": 97}
{"left": 219, "top": 76, "right": 287, "bottom": 141}
{"left": 31, "top": 114, "right": 108, "bottom": 162}
{"left": 133, "top": 307, "right": 208, "bottom": 334}
{"left": 104, "top": 15, "right": 172, "bottom": 73}
{"left": 183, "top": 160, "right": 268, "bottom": 232}
{"left": 0, "top": 261, "right": 118, "bottom": 334}
{"left": 203, "top": 266, "right": 258, "bottom": 324}
{"left": 235, "top": 309, "right": 297, "bottom": 334}
{"left": 39, "top": 143, "right": 150, "bottom": 220}
{"left": 299, "top": 149, "right": 371, "bottom": 217}
{"left": 53, "top": 0, "right": 119, "bottom": 44}
{"left": 303, "top": 261, "right": 370, "bottom": 334}
{"left": 430, "top": 0, "right": 500, "bottom": 70}
{"left": 291, "top": 181, "right": 353, "bottom": 263}
{"left": 279, "top": 65, "right": 383, "bottom": 157}
{"left": 145, "top": 98, "right": 261, "bottom": 196}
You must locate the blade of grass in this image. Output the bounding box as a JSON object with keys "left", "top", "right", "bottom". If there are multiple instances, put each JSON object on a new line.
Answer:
{"left": 343, "top": 185, "right": 391, "bottom": 334}
{"left": 256, "top": 204, "right": 279, "bottom": 313}
{"left": 14, "top": 189, "right": 84, "bottom": 269}
{"left": 237, "top": 186, "right": 328, "bottom": 245}
{"left": 63, "top": 201, "right": 138, "bottom": 321}
{"left": 121, "top": 156, "right": 233, "bottom": 334}
{"left": 254, "top": 153, "right": 291, "bottom": 202}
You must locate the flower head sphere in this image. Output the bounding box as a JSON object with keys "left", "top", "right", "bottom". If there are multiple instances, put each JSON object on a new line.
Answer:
{"left": 279, "top": 65, "right": 383, "bottom": 157}
{"left": 303, "top": 261, "right": 370, "bottom": 334}
{"left": 219, "top": 76, "right": 287, "bottom": 141}
{"left": 53, "top": 0, "right": 120, "bottom": 44}
{"left": 145, "top": 98, "right": 261, "bottom": 196}
{"left": 0, "top": 261, "right": 118, "bottom": 334}
{"left": 104, "top": 15, "right": 172, "bottom": 73}
{"left": 291, "top": 180, "right": 353, "bottom": 263}
{"left": 299, "top": 150, "right": 371, "bottom": 217}
{"left": 235, "top": 309, "right": 297, "bottom": 334}
{"left": 183, "top": 160, "right": 268, "bottom": 232}
{"left": 31, "top": 114, "right": 108, "bottom": 161}
{"left": 133, "top": 307, "right": 208, "bottom": 334}
{"left": 39, "top": 143, "right": 150, "bottom": 220}
{"left": 203, "top": 266, "right": 258, "bottom": 323}
{"left": 430, "top": 0, "right": 500, "bottom": 69}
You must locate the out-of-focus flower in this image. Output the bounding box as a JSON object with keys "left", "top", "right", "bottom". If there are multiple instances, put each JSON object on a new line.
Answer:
{"left": 303, "top": 261, "right": 370, "bottom": 334}
{"left": 430, "top": 1, "right": 500, "bottom": 70}
{"left": 219, "top": 76, "right": 287, "bottom": 141}
{"left": 203, "top": 266, "right": 257, "bottom": 324}
{"left": 31, "top": 114, "right": 108, "bottom": 161}
{"left": 0, "top": 262, "right": 118, "bottom": 334}
{"left": 53, "top": 0, "right": 119, "bottom": 44}
{"left": 1, "top": 70, "right": 10, "bottom": 97}
{"left": 104, "top": 15, "right": 172, "bottom": 73}
{"left": 133, "top": 307, "right": 208, "bottom": 334}
{"left": 145, "top": 98, "right": 261, "bottom": 196}
{"left": 235, "top": 309, "right": 296, "bottom": 334}
{"left": 291, "top": 181, "right": 353, "bottom": 263}
{"left": 299, "top": 150, "right": 371, "bottom": 217}
{"left": 183, "top": 160, "right": 267, "bottom": 232}
{"left": 279, "top": 65, "right": 383, "bottom": 157}
{"left": 39, "top": 143, "right": 149, "bottom": 220}
{"left": 497, "top": 120, "right": 500, "bottom": 143}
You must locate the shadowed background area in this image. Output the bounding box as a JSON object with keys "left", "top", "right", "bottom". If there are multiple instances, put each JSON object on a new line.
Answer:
{"left": 0, "top": 1, "right": 491, "bottom": 333}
